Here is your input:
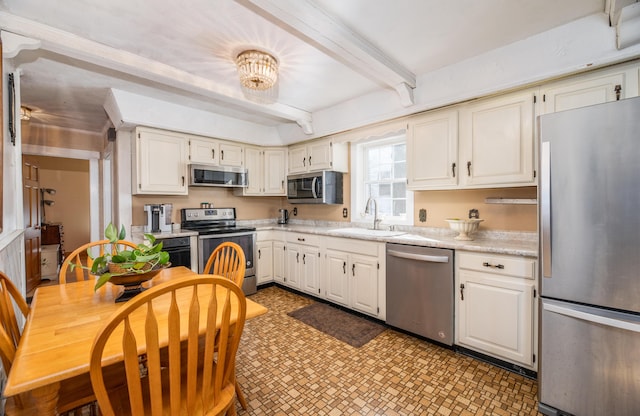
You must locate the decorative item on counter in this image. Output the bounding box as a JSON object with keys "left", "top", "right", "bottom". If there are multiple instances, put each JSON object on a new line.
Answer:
{"left": 70, "top": 223, "right": 170, "bottom": 299}
{"left": 200, "top": 202, "right": 212, "bottom": 208}
{"left": 445, "top": 218, "right": 484, "bottom": 241}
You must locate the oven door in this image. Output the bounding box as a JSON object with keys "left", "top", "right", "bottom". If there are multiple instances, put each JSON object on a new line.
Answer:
{"left": 197, "top": 231, "right": 256, "bottom": 276}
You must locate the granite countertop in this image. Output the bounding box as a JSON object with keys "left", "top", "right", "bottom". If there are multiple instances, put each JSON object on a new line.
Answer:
{"left": 130, "top": 226, "right": 198, "bottom": 243}
{"left": 246, "top": 220, "right": 538, "bottom": 258}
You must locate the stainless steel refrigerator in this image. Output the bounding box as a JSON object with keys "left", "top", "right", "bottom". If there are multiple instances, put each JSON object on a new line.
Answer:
{"left": 538, "top": 97, "right": 640, "bottom": 416}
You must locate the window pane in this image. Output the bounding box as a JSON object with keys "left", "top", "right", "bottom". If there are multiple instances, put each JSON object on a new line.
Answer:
{"left": 395, "top": 162, "right": 406, "bottom": 179}
{"left": 378, "top": 199, "right": 392, "bottom": 215}
{"left": 368, "top": 184, "right": 379, "bottom": 198}
{"left": 393, "top": 200, "right": 406, "bottom": 216}
{"left": 379, "top": 165, "right": 392, "bottom": 180}
{"left": 394, "top": 144, "right": 406, "bottom": 162}
{"left": 379, "top": 184, "right": 391, "bottom": 197}
{"left": 392, "top": 182, "right": 406, "bottom": 198}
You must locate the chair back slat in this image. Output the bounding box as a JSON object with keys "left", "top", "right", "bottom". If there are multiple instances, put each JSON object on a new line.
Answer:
{"left": 203, "top": 242, "right": 246, "bottom": 288}
{"left": 0, "top": 272, "right": 30, "bottom": 350}
{"left": 90, "top": 275, "right": 246, "bottom": 416}
{"left": 60, "top": 240, "right": 138, "bottom": 284}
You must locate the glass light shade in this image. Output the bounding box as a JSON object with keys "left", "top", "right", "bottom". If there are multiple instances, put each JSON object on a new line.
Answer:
{"left": 236, "top": 50, "right": 278, "bottom": 91}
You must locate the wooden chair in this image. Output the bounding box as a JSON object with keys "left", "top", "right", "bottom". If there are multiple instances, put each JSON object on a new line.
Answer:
{"left": 59, "top": 239, "right": 138, "bottom": 284}
{"left": 0, "top": 271, "right": 30, "bottom": 349}
{"left": 0, "top": 271, "right": 99, "bottom": 416}
{"left": 203, "top": 242, "right": 246, "bottom": 289}
{"left": 202, "top": 242, "right": 248, "bottom": 409}
{"left": 89, "top": 275, "right": 247, "bottom": 416}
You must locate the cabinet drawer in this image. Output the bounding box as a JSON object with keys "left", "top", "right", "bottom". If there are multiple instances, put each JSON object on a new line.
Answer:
{"left": 457, "top": 251, "right": 535, "bottom": 279}
{"left": 286, "top": 232, "right": 320, "bottom": 246}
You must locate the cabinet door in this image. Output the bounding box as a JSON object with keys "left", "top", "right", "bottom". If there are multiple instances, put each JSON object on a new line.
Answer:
{"left": 307, "top": 141, "right": 332, "bottom": 171}
{"left": 408, "top": 110, "right": 458, "bottom": 189}
{"left": 288, "top": 145, "right": 307, "bottom": 174}
{"left": 541, "top": 72, "right": 626, "bottom": 114}
{"left": 189, "top": 137, "right": 219, "bottom": 165}
{"left": 459, "top": 90, "right": 535, "bottom": 187}
{"left": 285, "top": 244, "right": 301, "bottom": 289}
{"left": 457, "top": 270, "right": 534, "bottom": 366}
{"left": 219, "top": 142, "right": 244, "bottom": 167}
{"left": 273, "top": 241, "right": 286, "bottom": 284}
{"left": 301, "top": 246, "right": 321, "bottom": 296}
{"left": 263, "top": 149, "right": 287, "bottom": 195}
{"left": 256, "top": 241, "right": 273, "bottom": 284}
{"left": 325, "top": 250, "right": 350, "bottom": 307}
{"left": 350, "top": 254, "right": 378, "bottom": 316}
{"left": 136, "top": 128, "right": 188, "bottom": 195}
{"left": 244, "top": 147, "right": 263, "bottom": 195}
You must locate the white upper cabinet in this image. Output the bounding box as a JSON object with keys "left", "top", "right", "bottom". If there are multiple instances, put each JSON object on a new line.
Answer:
{"left": 288, "top": 139, "right": 348, "bottom": 174}
{"left": 188, "top": 135, "right": 243, "bottom": 168}
{"left": 263, "top": 149, "right": 287, "bottom": 195}
{"left": 459, "top": 89, "right": 536, "bottom": 187}
{"left": 539, "top": 65, "right": 638, "bottom": 115}
{"left": 407, "top": 110, "right": 459, "bottom": 189}
{"left": 219, "top": 142, "right": 244, "bottom": 167}
{"left": 133, "top": 127, "right": 188, "bottom": 195}
{"left": 236, "top": 147, "right": 286, "bottom": 196}
{"left": 189, "top": 136, "right": 219, "bottom": 165}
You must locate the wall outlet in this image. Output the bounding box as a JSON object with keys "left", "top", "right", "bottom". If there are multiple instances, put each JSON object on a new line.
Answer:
{"left": 342, "top": 208, "right": 348, "bottom": 218}
{"left": 469, "top": 208, "right": 479, "bottom": 219}
{"left": 292, "top": 207, "right": 298, "bottom": 216}
{"left": 419, "top": 208, "right": 427, "bottom": 222}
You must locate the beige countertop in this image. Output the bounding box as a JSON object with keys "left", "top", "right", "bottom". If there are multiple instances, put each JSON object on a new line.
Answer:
{"left": 250, "top": 221, "right": 538, "bottom": 258}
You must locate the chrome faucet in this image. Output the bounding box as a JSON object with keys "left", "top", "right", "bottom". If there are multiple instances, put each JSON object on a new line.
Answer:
{"left": 365, "top": 197, "right": 382, "bottom": 230}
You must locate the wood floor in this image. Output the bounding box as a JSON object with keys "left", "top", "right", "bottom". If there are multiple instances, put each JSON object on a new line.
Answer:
{"left": 234, "top": 286, "right": 541, "bottom": 415}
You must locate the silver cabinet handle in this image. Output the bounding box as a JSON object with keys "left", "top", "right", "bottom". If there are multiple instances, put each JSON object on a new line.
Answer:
{"left": 541, "top": 142, "right": 552, "bottom": 278}
{"left": 387, "top": 250, "right": 449, "bottom": 263}
{"left": 544, "top": 301, "right": 640, "bottom": 333}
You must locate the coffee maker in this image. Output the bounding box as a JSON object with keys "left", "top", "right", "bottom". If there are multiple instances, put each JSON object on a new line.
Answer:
{"left": 144, "top": 204, "right": 173, "bottom": 233}
{"left": 277, "top": 209, "right": 289, "bottom": 224}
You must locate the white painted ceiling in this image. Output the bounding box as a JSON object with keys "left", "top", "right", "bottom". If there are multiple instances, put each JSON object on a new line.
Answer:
{"left": 0, "top": 0, "right": 610, "bottom": 143}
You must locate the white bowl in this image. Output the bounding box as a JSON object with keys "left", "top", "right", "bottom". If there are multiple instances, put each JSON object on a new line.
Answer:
{"left": 445, "top": 219, "right": 484, "bottom": 240}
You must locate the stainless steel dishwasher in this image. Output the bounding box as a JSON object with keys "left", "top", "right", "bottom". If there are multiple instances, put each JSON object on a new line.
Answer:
{"left": 386, "top": 243, "right": 454, "bottom": 346}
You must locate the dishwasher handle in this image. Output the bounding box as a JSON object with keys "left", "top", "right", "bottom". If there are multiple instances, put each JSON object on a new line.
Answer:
{"left": 387, "top": 250, "right": 449, "bottom": 263}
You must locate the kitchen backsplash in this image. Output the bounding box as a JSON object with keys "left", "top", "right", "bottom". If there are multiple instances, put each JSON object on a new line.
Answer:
{"left": 133, "top": 186, "right": 536, "bottom": 232}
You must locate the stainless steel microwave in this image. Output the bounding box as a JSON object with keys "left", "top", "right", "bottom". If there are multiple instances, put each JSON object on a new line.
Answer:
{"left": 189, "top": 164, "right": 247, "bottom": 188}
{"left": 287, "top": 171, "right": 343, "bottom": 204}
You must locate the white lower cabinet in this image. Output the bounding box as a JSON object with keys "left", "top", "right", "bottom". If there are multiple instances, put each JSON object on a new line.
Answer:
{"left": 455, "top": 251, "right": 537, "bottom": 369}
{"left": 284, "top": 233, "right": 321, "bottom": 293}
{"left": 324, "top": 237, "right": 383, "bottom": 318}
{"left": 273, "top": 241, "right": 286, "bottom": 285}
{"left": 256, "top": 240, "right": 273, "bottom": 285}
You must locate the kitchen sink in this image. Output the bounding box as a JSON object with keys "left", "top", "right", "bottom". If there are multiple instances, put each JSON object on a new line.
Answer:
{"left": 328, "top": 227, "right": 406, "bottom": 237}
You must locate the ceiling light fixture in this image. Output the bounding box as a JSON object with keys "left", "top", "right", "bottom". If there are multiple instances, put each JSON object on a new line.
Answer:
{"left": 236, "top": 49, "right": 279, "bottom": 104}
{"left": 20, "top": 106, "right": 32, "bottom": 121}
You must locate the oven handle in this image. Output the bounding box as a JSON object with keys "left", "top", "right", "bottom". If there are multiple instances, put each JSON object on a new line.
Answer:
{"left": 198, "top": 231, "right": 256, "bottom": 240}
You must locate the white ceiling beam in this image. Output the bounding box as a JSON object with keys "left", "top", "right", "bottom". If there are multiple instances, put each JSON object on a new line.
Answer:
{"left": 237, "top": 0, "right": 416, "bottom": 106}
{"left": 0, "top": 11, "right": 313, "bottom": 131}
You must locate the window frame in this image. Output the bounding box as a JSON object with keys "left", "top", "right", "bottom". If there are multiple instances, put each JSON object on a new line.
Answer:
{"left": 350, "top": 133, "right": 414, "bottom": 227}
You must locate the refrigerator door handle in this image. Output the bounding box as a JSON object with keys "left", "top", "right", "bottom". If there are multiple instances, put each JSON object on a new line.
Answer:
{"left": 541, "top": 142, "right": 552, "bottom": 278}
{"left": 544, "top": 301, "right": 640, "bottom": 333}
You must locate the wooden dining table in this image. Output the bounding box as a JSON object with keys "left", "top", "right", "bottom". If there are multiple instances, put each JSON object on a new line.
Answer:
{"left": 3, "top": 266, "right": 268, "bottom": 415}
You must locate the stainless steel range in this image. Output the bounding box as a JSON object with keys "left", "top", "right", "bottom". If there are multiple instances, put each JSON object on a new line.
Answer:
{"left": 180, "top": 208, "right": 256, "bottom": 295}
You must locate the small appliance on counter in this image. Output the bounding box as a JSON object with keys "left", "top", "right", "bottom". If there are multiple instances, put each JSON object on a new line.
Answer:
{"left": 277, "top": 209, "right": 289, "bottom": 224}
{"left": 144, "top": 203, "right": 173, "bottom": 233}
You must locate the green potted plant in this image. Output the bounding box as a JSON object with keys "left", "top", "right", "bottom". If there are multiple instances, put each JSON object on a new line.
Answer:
{"left": 73, "top": 223, "right": 171, "bottom": 291}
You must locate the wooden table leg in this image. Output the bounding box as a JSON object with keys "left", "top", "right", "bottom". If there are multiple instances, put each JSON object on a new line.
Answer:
{"left": 28, "top": 382, "right": 60, "bottom": 416}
